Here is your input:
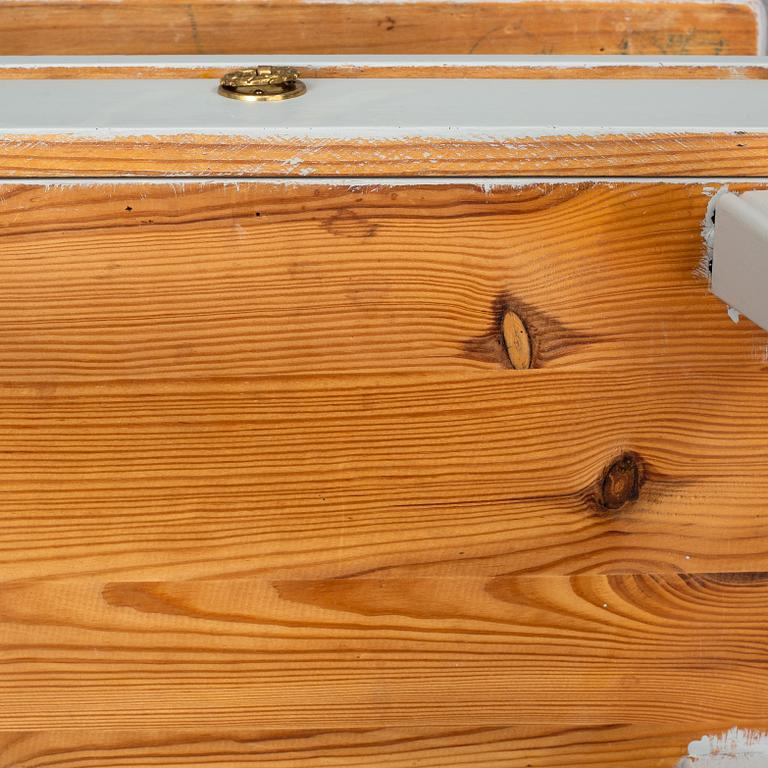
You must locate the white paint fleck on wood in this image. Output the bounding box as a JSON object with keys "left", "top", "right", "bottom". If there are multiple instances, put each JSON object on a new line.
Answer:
{"left": 697, "top": 183, "right": 728, "bottom": 279}
{"left": 678, "top": 729, "right": 768, "bottom": 767}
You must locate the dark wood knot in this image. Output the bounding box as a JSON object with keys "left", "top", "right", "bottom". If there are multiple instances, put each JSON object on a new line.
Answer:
{"left": 599, "top": 452, "right": 642, "bottom": 510}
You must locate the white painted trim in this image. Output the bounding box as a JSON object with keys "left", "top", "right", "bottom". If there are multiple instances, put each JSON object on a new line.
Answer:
{"left": 2, "top": 54, "right": 768, "bottom": 72}
{"left": 712, "top": 191, "right": 768, "bottom": 332}
{"left": 2, "top": 78, "right": 768, "bottom": 138}
{"left": 751, "top": 0, "right": 768, "bottom": 53}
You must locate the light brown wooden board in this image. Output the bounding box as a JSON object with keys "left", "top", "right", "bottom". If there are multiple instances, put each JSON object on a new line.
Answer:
{"left": 0, "top": 0, "right": 761, "bottom": 56}
{"left": 0, "top": 575, "right": 767, "bottom": 732}
{"left": 7, "top": 62, "right": 768, "bottom": 80}
{"left": 1, "top": 180, "right": 768, "bottom": 760}
{"left": 2, "top": 724, "right": 764, "bottom": 768}
{"left": 10, "top": 59, "right": 768, "bottom": 80}
{"left": 4, "top": 132, "right": 768, "bottom": 178}
{"left": 0, "top": 181, "right": 766, "bottom": 583}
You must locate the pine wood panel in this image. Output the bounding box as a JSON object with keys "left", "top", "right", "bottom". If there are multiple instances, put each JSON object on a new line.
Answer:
{"left": 7, "top": 61, "right": 768, "bottom": 80}
{"left": 3, "top": 369, "right": 768, "bottom": 581}
{"left": 0, "top": 574, "right": 768, "bottom": 730}
{"left": 0, "top": 182, "right": 767, "bottom": 582}
{"left": 2, "top": 179, "right": 768, "bottom": 760}
{"left": 4, "top": 132, "right": 767, "bottom": 177}
{"left": 0, "top": 182, "right": 764, "bottom": 381}
{"left": 0, "top": 0, "right": 760, "bottom": 56}
{"left": 0, "top": 724, "right": 755, "bottom": 768}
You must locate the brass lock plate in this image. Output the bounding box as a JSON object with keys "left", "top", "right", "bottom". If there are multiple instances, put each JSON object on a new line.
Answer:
{"left": 218, "top": 66, "right": 306, "bottom": 102}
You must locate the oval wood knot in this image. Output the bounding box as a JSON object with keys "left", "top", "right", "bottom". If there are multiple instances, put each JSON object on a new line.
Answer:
{"left": 600, "top": 453, "right": 642, "bottom": 510}
{"left": 501, "top": 309, "right": 532, "bottom": 369}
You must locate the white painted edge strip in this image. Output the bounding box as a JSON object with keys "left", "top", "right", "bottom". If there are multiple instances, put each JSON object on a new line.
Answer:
{"left": 2, "top": 78, "right": 768, "bottom": 138}
{"left": 712, "top": 190, "right": 768, "bottom": 331}
{"left": 2, "top": 54, "right": 768, "bottom": 71}
{"left": 752, "top": 0, "right": 768, "bottom": 54}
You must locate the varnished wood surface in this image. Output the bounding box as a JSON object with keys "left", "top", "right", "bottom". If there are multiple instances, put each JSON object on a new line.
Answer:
{"left": 2, "top": 724, "right": 763, "bottom": 768}
{"left": 3, "top": 368, "right": 768, "bottom": 581}
{"left": 4, "top": 132, "right": 768, "bottom": 177}
{"left": 0, "top": 0, "right": 761, "bottom": 56}
{"left": 0, "top": 181, "right": 766, "bottom": 584}
{"left": 1, "top": 180, "right": 767, "bottom": 762}
{"left": 0, "top": 574, "right": 767, "bottom": 731}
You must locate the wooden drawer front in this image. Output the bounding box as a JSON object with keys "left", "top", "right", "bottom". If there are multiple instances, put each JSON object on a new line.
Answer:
{"left": 0, "top": 179, "right": 767, "bottom": 763}
{"left": 0, "top": 0, "right": 763, "bottom": 56}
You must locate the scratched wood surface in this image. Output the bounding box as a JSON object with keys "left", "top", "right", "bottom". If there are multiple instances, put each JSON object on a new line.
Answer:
{"left": 5, "top": 132, "right": 768, "bottom": 178}
{"left": 0, "top": 0, "right": 761, "bottom": 56}
{"left": 1, "top": 180, "right": 768, "bottom": 764}
{"left": 8, "top": 60, "right": 768, "bottom": 80}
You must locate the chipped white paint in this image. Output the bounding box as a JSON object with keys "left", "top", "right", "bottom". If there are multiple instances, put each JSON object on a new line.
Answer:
{"left": 679, "top": 728, "right": 768, "bottom": 767}
{"left": 698, "top": 184, "right": 729, "bottom": 280}
{"left": 2, "top": 78, "right": 768, "bottom": 139}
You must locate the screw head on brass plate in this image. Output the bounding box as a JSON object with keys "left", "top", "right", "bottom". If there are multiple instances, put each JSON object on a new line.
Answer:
{"left": 218, "top": 66, "right": 306, "bottom": 102}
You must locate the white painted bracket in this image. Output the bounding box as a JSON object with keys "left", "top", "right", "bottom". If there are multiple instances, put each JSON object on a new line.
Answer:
{"left": 712, "top": 191, "right": 768, "bottom": 331}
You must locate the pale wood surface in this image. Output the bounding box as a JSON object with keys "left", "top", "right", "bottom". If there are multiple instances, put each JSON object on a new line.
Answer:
{"left": 1, "top": 180, "right": 767, "bottom": 762}
{"left": 0, "top": 0, "right": 761, "bottom": 56}
{"left": 3, "top": 132, "right": 768, "bottom": 177}
{"left": 7, "top": 61, "right": 768, "bottom": 80}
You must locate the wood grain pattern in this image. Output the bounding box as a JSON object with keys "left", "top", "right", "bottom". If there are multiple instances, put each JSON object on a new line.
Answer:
{"left": 4, "top": 367, "right": 768, "bottom": 581}
{"left": 7, "top": 62, "right": 768, "bottom": 80}
{"left": 0, "top": 724, "right": 757, "bottom": 768}
{"left": 4, "top": 132, "right": 768, "bottom": 178}
{"left": 0, "top": 181, "right": 766, "bottom": 582}
{"left": 0, "top": 0, "right": 760, "bottom": 56}
{"left": 1, "top": 180, "right": 767, "bottom": 762}
{"left": 4, "top": 182, "right": 764, "bottom": 379}
{"left": 0, "top": 574, "right": 767, "bottom": 730}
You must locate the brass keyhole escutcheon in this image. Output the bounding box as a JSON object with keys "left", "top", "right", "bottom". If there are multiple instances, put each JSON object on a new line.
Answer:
{"left": 218, "top": 66, "right": 307, "bottom": 102}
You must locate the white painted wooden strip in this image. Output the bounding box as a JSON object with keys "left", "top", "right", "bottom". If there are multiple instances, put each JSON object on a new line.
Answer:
{"left": 1, "top": 54, "right": 767, "bottom": 72}
{"left": 1, "top": 78, "right": 768, "bottom": 138}
{"left": 712, "top": 191, "right": 768, "bottom": 332}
